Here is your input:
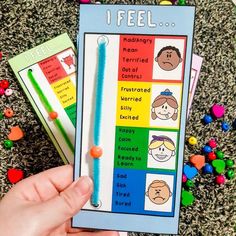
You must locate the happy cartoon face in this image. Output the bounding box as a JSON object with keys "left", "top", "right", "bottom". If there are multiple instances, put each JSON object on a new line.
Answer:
{"left": 148, "top": 135, "right": 176, "bottom": 162}
{"left": 153, "top": 101, "right": 177, "bottom": 120}
{"left": 146, "top": 180, "right": 172, "bottom": 205}
{"left": 149, "top": 143, "right": 174, "bottom": 162}
{"left": 155, "top": 46, "right": 182, "bottom": 71}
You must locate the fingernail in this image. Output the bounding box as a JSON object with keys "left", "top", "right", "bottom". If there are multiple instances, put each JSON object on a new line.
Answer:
{"left": 75, "top": 176, "right": 93, "bottom": 196}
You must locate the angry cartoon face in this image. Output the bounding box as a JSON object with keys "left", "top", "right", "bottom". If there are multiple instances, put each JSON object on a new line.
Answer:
{"left": 155, "top": 46, "right": 182, "bottom": 71}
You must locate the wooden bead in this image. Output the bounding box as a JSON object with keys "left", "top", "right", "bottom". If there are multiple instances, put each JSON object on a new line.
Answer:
{"left": 226, "top": 170, "right": 234, "bottom": 179}
{"left": 4, "top": 140, "right": 13, "bottom": 149}
{"left": 188, "top": 136, "right": 197, "bottom": 145}
{"left": 49, "top": 111, "right": 58, "bottom": 120}
{"left": 4, "top": 108, "right": 14, "bottom": 118}
{"left": 216, "top": 150, "right": 224, "bottom": 159}
{"left": 215, "top": 175, "right": 225, "bottom": 185}
{"left": 208, "top": 139, "right": 217, "bottom": 148}
{"left": 186, "top": 180, "right": 195, "bottom": 188}
{"left": 90, "top": 146, "right": 103, "bottom": 158}
{"left": 0, "top": 80, "right": 10, "bottom": 89}
{"left": 208, "top": 152, "right": 216, "bottom": 161}
{"left": 225, "top": 159, "right": 234, "bottom": 168}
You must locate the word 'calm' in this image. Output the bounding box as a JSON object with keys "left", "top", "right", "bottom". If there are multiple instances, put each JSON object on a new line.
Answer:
{"left": 106, "top": 10, "right": 157, "bottom": 28}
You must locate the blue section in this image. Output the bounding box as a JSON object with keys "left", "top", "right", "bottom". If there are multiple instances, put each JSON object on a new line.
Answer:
{"left": 112, "top": 168, "right": 176, "bottom": 217}
{"left": 112, "top": 168, "right": 145, "bottom": 213}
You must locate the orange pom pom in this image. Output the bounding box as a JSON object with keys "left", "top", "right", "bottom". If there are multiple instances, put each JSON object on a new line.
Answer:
{"left": 90, "top": 146, "right": 103, "bottom": 158}
{"left": 49, "top": 111, "right": 58, "bottom": 120}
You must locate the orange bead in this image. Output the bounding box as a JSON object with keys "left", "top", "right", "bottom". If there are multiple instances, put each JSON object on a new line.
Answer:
{"left": 4, "top": 108, "right": 14, "bottom": 118}
{"left": 49, "top": 111, "right": 58, "bottom": 120}
{"left": 90, "top": 146, "right": 103, "bottom": 158}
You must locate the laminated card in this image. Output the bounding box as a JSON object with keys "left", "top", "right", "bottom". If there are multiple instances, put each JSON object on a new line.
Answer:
{"left": 9, "top": 34, "right": 76, "bottom": 164}
{"left": 73, "top": 5, "right": 195, "bottom": 234}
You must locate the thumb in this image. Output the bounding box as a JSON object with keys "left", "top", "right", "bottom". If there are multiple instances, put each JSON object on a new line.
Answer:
{"left": 34, "top": 176, "right": 93, "bottom": 231}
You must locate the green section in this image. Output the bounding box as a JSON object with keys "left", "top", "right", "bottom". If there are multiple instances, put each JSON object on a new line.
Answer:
{"left": 114, "top": 126, "right": 149, "bottom": 170}
{"left": 114, "top": 126, "right": 179, "bottom": 172}
{"left": 65, "top": 103, "right": 76, "bottom": 127}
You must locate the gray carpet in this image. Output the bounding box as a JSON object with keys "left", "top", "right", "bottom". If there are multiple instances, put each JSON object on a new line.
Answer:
{"left": 0, "top": 0, "right": 235, "bottom": 235}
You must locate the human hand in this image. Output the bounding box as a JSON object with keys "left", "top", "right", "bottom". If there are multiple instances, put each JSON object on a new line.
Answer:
{"left": 0, "top": 165, "right": 119, "bottom": 236}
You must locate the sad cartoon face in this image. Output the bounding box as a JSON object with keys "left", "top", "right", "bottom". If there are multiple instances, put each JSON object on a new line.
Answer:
{"left": 155, "top": 46, "right": 182, "bottom": 71}
{"left": 146, "top": 180, "right": 172, "bottom": 205}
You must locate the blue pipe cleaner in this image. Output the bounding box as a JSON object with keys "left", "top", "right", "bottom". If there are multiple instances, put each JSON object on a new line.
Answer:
{"left": 92, "top": 41, "right": 106, "bottom": 207}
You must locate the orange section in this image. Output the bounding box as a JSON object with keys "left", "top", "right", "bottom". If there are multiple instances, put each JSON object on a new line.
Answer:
{"left": 118, "top": 35, "right": 155, "bottom": 82}
{"left": 39, "top": 55, "right": 67, "bottom": 84}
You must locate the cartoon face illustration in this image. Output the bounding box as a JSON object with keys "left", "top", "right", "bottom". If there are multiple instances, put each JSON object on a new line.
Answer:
{"left": 155, "top": 46, "right": 182, "bottom": 71}
{"left": 153, "top": 102, "right": 176, "bottom": 120}
{"left": 61, "top": 55, "right": 75, "bottom": 69}
{"left": 151, "top": 89, "right": 178, "bottom": 121}
{"left": 149, "top": 135, "right": 176, "bottom": 162}
{"left": 146, "top": 180, "right": 172, "bottom": 205}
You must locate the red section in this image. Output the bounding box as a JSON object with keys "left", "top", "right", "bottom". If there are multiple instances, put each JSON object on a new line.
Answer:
{"left": 39, "top": 56, "right": 67, "bottom": 84}
{"left": 118, "top": 35, "right": 155, "bottom": 82}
